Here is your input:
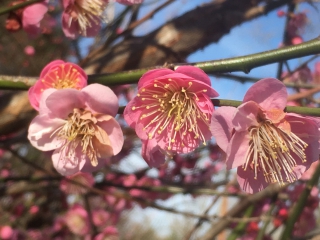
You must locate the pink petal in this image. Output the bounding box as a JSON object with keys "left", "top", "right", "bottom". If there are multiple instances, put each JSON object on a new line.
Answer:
{"left": 38, "top": 88, "right": 57, "bottom": 114}
{"left": 237, "top": 166, "right": 269, "bottom": 194}
{"left": 232, "top": 101, "right": 260, "bottom": 132}
{"left": 62, "top": 13, "right": 77, "bottom": 39}
{"left": 97, "top": 117, "right": 124, "bottom": 155}
{"left": 226, "top": 131, "right": 250, "bottom": 169}
{"left": 175, "top": 66, "right": 211, "bottom": 86}
{"left": 28, "top": 115, "right": 65, "bottom": 151}
{"left": 141, "top": 139, "right": 166, "bottom": 167}
{"left": 138, "top": 68, "right": 174, "bottom": 89}
{"left": 45, "top": 88, "right": 85, "bottom": 119}
{"left": 40, "top": 60, "right": 65, "bottom": 78}
{"left": 52, "top": 147, "right": 86, "bottom": 176}
{"left": 123, "top": 98, "right": 142, "bottom": 128}
{"left": 243, "top": 78, "right": 287, "bottom": 110}
{"left": 211, "top": 106, "right": 237, "bottom": 152}
{"left": 82, "top": 84, "right": 119, "bottom": 117}
{"left": 81, "top": 158, "right": 109, "bottom": 173}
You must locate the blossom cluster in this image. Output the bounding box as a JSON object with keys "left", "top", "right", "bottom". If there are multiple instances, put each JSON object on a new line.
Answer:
{"left": 28, "top": 60, "right": 320, "bottom": 196}
{"left": 6, "top": 0, "right": 144, "bottom": 38}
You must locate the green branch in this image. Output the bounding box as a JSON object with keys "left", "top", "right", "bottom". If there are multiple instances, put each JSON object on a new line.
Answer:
{"left": 0, "top": 0, "right": 43, "bottom": 16}
{"left": 1, "top": 37, "right": 320, "bottom": 90}
{"left": 87, "top": 37, "right": 320, "bottom": 86}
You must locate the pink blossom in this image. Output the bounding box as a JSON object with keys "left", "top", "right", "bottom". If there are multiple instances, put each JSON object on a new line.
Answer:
{"left": 65, "top": 205, "right": 90, "bottom": 236}
{"left": 92, "top": 210, "right": 110, "bottom": 227}
{"left": 211, "top": 78, "right": 320, "bottom": 193}
{"left": 124, "top": 66, "right": 219, "bottom": 167}
{"left": 60, "top": 172, "right": 95, "bottom": 194}
{"left": 61, "top": 0, "right": 108, "bottom": 38}
{"left": 28, "top": 60, "right": 87, "bottom": 111}
{"left": 22, "top": 0, "right": 49, "bottom": 37}
{"left": 28, "top": 84, "right": 124, "bottom": 176}
{"left": 5, "top": 0, "right": 48, "bottom": 37}
{"left": 24, "top": 45, "right": 35, "bottom": 56}
{"left": 94, "top": 226, "right": 119, "bottom": 240}
{"left": 0, "top": 226, "right": 13, "bottom": 240}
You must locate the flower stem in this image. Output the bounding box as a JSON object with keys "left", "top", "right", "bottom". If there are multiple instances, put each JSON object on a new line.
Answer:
{"left": 0, "top": 0, "right": 43, "bottom": 15}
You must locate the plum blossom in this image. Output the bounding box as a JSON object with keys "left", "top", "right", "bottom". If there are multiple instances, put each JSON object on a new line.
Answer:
{"left": 28, "top": 84, "right": 124, "bottom": 176}
{"left": 65, "top": 205, "right": 89, "bottom": 236}
{"left": 124, "top": 66, "right": 219, "bottom": 167}
{"left": 5, "top": 0, "right": 48, "bottom": 37}
{"left": 211, "top": 78, "right": 320, "bottom": 193}
{"left": 61, "top": 0, "right": 143, "bottom": 38}
{"left": 28, "top": 60, "right": 87, "bottom": 110}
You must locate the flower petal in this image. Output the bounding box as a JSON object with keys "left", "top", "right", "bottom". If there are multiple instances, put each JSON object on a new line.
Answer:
{"left": 226, "top": 131, "right": 250, "bottom": 169}
{"left": 243, "top": 78, "right": 287, "bottom": 110}
{"left": 211, "top": 106, "right": 237, "bottom": 152}
{"left": 141, "top": 139, "right": 166, "bottom": 167}
{"left": 82, "top": 84, "right": 119, "bottom": 116}
{"left": 232, "top": 101, "right": 260, "bottom": 132}
{"left": 45, "top": 88, "right": 85, "bottom": 119}
{"left": 28, "top": 114, "right": 65, "bottom": 151}
{"left": 52, "top": 147, "right": 86, "bottom": 176}
{"left": 138, "top": 68, "right": 174, "bottom": 89}
{"left": 175, "top": 66, "right": 211, "bottom": 86}
{"left": 97, "top": 117, "right": 124, "bottom": 155}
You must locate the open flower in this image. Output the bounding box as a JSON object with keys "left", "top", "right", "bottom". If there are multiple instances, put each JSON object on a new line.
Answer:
{"left": 62, "top": 0, "right": 108, "bottom": 38}
{"left": 211, "top": 78, "right": 320, "bottom": 193}
{"left": 28, "top": 84, "right": 124, "bottom": 176}
{"left": 28, "top": 60, "right": 87, "bottom": 110}
{"left": 124, "top": 66, "right": 219, "bottom": 167}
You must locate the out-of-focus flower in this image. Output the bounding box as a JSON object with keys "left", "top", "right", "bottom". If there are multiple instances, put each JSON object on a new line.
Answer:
{"left": 28, "top": 60, "right": 87, "bottom": 110}
{"left": 28, "top": 84, "right": 124, "bottom": 176}
{"left": 211, "top": 78, "right": 320, "bottom": 193}
{"left": 60, "top": 172, "right": 95, "bottom": 194}
{"left": 94, "top": 226, "right": 119, "bottom": 240}
{"left": 65, "top": 205, "right": 89, "bottom": 236}
{"left": 5, "top": 0, "right": 48, "bottom": 37}
{"left": 24, "top": 45, "right": 35, "bottom": 56}
{"left": 92, "top": 210, "right": 110, "bottom": 227}
{"left": 124, "top": 66, "right": 219, "bottom": 167}
{"left": 0, "top": 226, "right": 13, "bottom": 240}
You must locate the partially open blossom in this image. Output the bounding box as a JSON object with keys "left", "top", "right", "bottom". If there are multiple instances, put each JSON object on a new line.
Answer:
{"left": 28, "top": 84, "right": 124, "bottom": 176}
{"left": 124, "top": 66, "right": 219, "bottom": 167}
{"left": 211, "top": 78, "right": 320, "bottom": 193}
{"left": 5, "top": 0, "right": 48, "bottom": 37}
{"left": 28, "top": 60, "right": 87, "bottom": 110}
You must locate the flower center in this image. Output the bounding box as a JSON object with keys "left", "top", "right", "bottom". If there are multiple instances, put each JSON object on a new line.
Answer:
{"left": 67, "top": 0, "right": 106, "bottom": 35}
{"left": 132, "top": 79, "right": 210, "bottom": 151}
{"left": 243, "top": 120, "right": 308, "bottom": 185}
{"left": 41, "top": 64, "right": 82, "bottom": 90}
{"left": 56, "top": 108, "right": 100, "bottom": 166}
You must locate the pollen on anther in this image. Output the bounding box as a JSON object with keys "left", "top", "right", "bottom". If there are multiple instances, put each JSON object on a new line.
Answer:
{"left": 132, "top": 106, "right": 136, "bottom": 110}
